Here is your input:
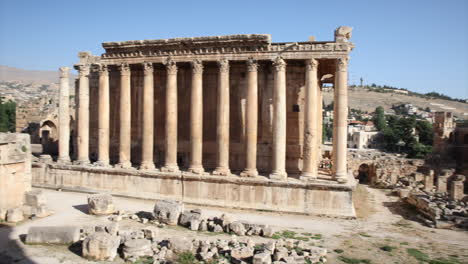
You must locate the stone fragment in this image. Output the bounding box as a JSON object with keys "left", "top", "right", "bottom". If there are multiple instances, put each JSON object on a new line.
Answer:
{"left": 153, "top": 200, "right": 184, "bottom": 225}
{"left": 198, "top": 219, "right": 208, "bottom": 231}
{"left": 123, "top": 238, "right": 153, "bottom": 260}
{"left": 24, "top": 190, "right": 46, "bottom": 207}
{"left": 82, "top": 232, "right": 120, "bottom": 261}
{"left": 169, "top": 237, "right": 194, "bottom": 253}
{"left": 262, "top": 226, "right": 275, "bottom": 237}
{"left": 105, "top": 223, "right": 119, "bottom": 236}
{"left": 274, "top": 247, "right": 289, "bottom": 261}
{"left": 26, "top": 226, "right": 80, "bottom": 244}
{"left": 179, "top": 209, "right": 202, "bottom": 230}
{"left": 35, "top": 204, "right": 53, "bottom": 218}
{"left": 213, "top": 224, "right": 224, "bottom": 233}
{"left": 6, "top": 207, "right": 24, "bottom": 223}
{"left": 142, "top": 226, "right": 159, "bottom": 240}
{"left": 87, "top": 193, "right": 115, "bottom": 215}
{"left": 231, "top": 246, "right": 254, "bottom": 260}
{"left": 229, "top": 221, "right": 246, "bottom": 236}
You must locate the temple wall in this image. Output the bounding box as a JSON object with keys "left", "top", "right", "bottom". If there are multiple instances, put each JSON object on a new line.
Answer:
{"left": 87, "top": 62, "right": 307, "bottom": 174}
{"left": 31, "top": 163, "right": 356, "bottom": 217}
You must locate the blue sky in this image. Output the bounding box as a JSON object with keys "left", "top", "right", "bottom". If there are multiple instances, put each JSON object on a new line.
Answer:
{"left": 0, "top": 0, "right": 467, "bottom": 99}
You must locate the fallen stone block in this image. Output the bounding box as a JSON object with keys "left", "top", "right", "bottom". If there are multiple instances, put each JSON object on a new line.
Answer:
{"left": 169, "top": 237, "right": 195, "bottom": 253}
{"left": 179, "top": 209, "right": 202, "bottom": 229}
{"left": 229, "top": 221, "right": 246, "bottom": 236}
{"left": 231, "top": 246, "right": 254, "bottom": 260}
{"left": 87, "top": 193, "right": 115, "bottom": 215}
{"left": 253, "top": 252, "right": 272, "bottom": 264}
{"left": 123, "top": 238, "right": 153, "bottom": 260}
{"left": 153, "top": 200, "right": 184, "bottom": 225}
{"left": 26, "top": 226, "right": 80, "bottom": 244}
{"left": 24, "top": 190, "right": 47, "bottom": 207}
{"left": 82, "top": 231, "right": 120, "bottom": 261}
{"left": 6, "top": 208, "right": 24, "bottom": 223}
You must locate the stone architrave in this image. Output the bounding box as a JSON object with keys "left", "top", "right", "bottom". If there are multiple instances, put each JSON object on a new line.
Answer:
{"left": 333, "top": 57, "right": 349, "bottom": 183}
{"left": 162, "top": 58, "right": 179, "bottom": 172}
{"left": 75, "top": 64, "right": 90, "bottom": 164}
{"left": 118, "top": 63, "right": 132, "bottom": 168}
{"left": 213, "top": 59, "right": 231, "bottom": 176}
{"left": 188, "top": 60, "right": 204, "bottom": 174}
{"left": 240, "top": 59, "right": 259, "bottom": 177}
{"left": 140, "top": 62, "right": 155, "bottom": 170}
{"left": 270, "top": 57, "right": 288, "bottom": 180}
{"left": 300, "top": 59, "right": 319, "bottom": 180}
{"left": 58, "top": 67, "right": 71, "bottom": 163}
{"left": 96, "top": 64, "right": 110, "bottom": 166}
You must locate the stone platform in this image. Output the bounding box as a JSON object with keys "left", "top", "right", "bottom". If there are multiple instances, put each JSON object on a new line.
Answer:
{"left": 32, "top": 162, "right": 357, "bottom": 217}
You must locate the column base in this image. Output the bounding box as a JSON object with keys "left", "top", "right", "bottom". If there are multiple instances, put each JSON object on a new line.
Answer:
{"left": 115, "top": 161, "right": 132, "bottom": 169}
{"left": 240, "top": 169, "right": 258, "bottom": 177}
{"left": 161, "top": 164, "right": 180, "bottom": 173}
{"left": 94, "top": 160, "right": 110, "bottom": 167}
{"left": 334, "top": 172, "right": 348, "bottom": 183}
{"left": 188, "top": 165, "right": 205, "bottom": 175}
{"left": 139, "top": 161, "right": 156, "bottom": 171}
{"left": 57, "top": 157, "right": 71, "bottom": 165}
{"left": 74, "top": 159, "right": 90, "bottom": 166}
{"left": 269, "top": 171, "right": 288, "bottom": 180}
{"left": 300, "top": 172, "right": 317, "bottom": 181}
{"left": 213, "top": 167, "right": 231, "bottom": 176}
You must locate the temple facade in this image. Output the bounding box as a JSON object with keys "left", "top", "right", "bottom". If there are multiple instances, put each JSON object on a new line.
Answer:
{"left": 58, "top": 26, "right": 354, "bottom": 183}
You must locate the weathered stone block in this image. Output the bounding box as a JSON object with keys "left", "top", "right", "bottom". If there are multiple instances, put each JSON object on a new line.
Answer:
{"left": 87, "top": 193, "right": 115, "bottom": 215}
{"left": 82, "top": 231, "right": 120, "bottom": 261}
{"left": 123, "top": 238, "right": 153, "bottom": 260}
{"left": 6, "top": 207, "right": 24, "bottom": 223}
{"left": 179, "top": 209, "right": 202, "bottom": 229}
{"left": 24, "top": 190, "right": 46, "bottom": 207}
{"left": 229, "top": 221, "right": 246, "bottom": 236}
{"left": 26, "top": 226, "right": 80, "bottom": 244}
{"left": 231, "top": 246, "right": 254, "bottom": 260}
{"left": 153, "top": 200, "right": 184, "bottom": 225}
{"left": 169, "top": 237, "right": 194, "bottom": 253}
{"left": 254, "top": 252, "right": 272, "bottom": 264}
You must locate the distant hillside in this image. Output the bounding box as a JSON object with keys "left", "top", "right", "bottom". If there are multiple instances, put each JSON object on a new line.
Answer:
{"left": 323, "top": 87, "right": 468, "bottom": 119}
{"left": 0, "top": 65, "right": 75, "bottom": 84}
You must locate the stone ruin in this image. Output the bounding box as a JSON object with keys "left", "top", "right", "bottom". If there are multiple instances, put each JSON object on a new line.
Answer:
{"left": 24, "top": 194, "right": 327, "bottom": 263}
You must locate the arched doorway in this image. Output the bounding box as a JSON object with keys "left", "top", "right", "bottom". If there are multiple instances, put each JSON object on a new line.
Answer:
{"left": 358, "top": 163, "right": 370, "bottom": 184}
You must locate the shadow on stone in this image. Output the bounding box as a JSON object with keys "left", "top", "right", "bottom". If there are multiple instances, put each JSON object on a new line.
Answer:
{"left": 0, "top": 224, "right": 38, "bottom": 264}
{"left": 72, "top": 204, "right": 89, "bottom": 214}
{"left": 68, "top": 241, "right": 83, "bottom": 257}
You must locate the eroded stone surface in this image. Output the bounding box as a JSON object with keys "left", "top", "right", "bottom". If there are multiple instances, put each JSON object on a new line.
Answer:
{"left": 87, "top": 193, "right": 115, "bottom": 215}
{"left": 82, "top": 231, "right": 120, "bottom": 261}
{"left": 26, "top": 226, "right": 80, "bottom": 244}
{"left": 153, "top": 200, "right": 184, "bottom": 225}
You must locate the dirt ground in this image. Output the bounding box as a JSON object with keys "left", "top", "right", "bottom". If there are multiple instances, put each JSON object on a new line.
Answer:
{"left": 1, "top": 185, "right": 467, "bottom": 264}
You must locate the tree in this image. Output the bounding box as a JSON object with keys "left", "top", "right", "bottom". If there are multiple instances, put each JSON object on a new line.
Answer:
{"left": 0, "top": 97, "right": 16, "bottom": 132}
{"left": 373, "top": 106, "right": 387, "bottom": 131}
{"left": 415, "top": 120, "right": 433, "bottom": 145}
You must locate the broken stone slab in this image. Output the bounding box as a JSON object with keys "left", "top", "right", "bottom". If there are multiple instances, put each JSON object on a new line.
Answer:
{"left": 87, "top": 193, "right": 115, "bottom": 215}
{"left": 24, "top": 190, "right": 47, "bottom": 207}
{"left": 82, "top": 231, "right": 121, "bottom": 261}
{"left": 123, "top": 238, "right": 153, "bottom": 260}
{"left": 253, "top": 252, "right": 272, "bottom": 264}
{"left": 169, "top": 237, "right": 195, "bottom": 253}
{"left": 229, "top": 221, "right": 246, "bottom": 236}
{"left": 153, "top": 200, "right": 184, "bottom": 225}
{"left": 26, "top": 226, "right": 80, "bottom": 244}
{"left": 231, "top": 246, "right": 254, "bottom": 260}
{"left": 179, "top": 209, "right": 203, "bottom": 230}
{"left": 6, "top": 208, "right": 24, "bottom": 223}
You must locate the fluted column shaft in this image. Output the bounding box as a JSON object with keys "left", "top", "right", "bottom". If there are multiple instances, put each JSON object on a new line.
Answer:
{"left": 140, "top": 62, "right": 155, "bottom": 170}
{"left": 301, "top": 59, "right": 319, "bottom": 180}
{"left": 162, "top": 59, "right": 179, "bottom": 172}
{"left": 76, "top": 64, "right": 90, "bottom": 164}
{"left": 118, "top": 63, "right": 132, "bottom": 168}
{"left": 270, "top": 57, "right": 288, "bottom": 180}
{"left": 97, "top": 64, "right": 110, "bottom": 166}
{"left": 213, "top": 59, "right": 231, "bottom": 176}
{"left": 188, "top": 60, "right": 204, "bottom": 174}
{"left": 58, "top": 67, "right": 70, "bottom": 163}
{"left": 333, "top": 57, "right": 349, "bottom": 183}
{"left": 241, "top": 59, "right": 259, "bottom": 177}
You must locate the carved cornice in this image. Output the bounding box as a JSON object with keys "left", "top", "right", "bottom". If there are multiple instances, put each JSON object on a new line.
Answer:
{"left": 119, "top": 63, "right": 131, "bottom": 76}
{"left": 59, "top": 67, "right": 69, "bottom": 78}
{"left": 273, "top": 57, "right": 286, "bottom": 72}
{"left": 191, "top": 60, "right": 203, "bottom": 74}
{"left": 218, "top": 58, "right": 229, "bottom": 73}
{"left": 143, "top": 62, "right": 153, "bottom": 75}
{"left": 305, "top": 59, "right": 318, "bottom": 71}
{"left": 247, "top": 58, "right": 258, "bottom": 72}
{"left": 165, "top": 57, "right": 177, "bottom": 75}
{"left": 336, "top": 57, "right": 348, "bottom": 72}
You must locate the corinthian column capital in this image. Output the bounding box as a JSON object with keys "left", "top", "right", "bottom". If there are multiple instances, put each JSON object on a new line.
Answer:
{"left": 143, "top": 62, "right": 153, "bottom": 75}
{"left": 218, "top": 58, "right": 230, "bottom": 73}
{"left": 273, "top": 57, "right": 286, "bottom": 72}
{"left": 165, "top": 57, "right": 177, "bottom": 75}
{"left": 336, "top": 57, "right": 348, "bottom": 72}
{"left": 76, "top": 64, "right": 90, "bottom": 77}
{"left": 191, "top": 59, "right": 203, "bottom": 74}
{"left": 306, "top": 59, "right": 319, "bottom": 71}
{"left": 247, "top": 58, "right": 258, "bottom": 72}
{"left": 119, "top": 63, "right": 131, "bottom": 76}
{"left": 59, "top": 67, "right": 70, "bottom": 78}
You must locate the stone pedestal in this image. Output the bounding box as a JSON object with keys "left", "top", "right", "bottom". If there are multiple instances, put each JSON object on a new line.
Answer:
{"left": 140, "top": 62, "right": 155, "bottom": 170}
{"left": 188, "top": 60, "right": 204, "bottom": 174}
{"left": 58, "top": 67, "right": 71, "bottom": 163}
{"left": 118, "top": 63, "right": 132, "bottom": 168}
{"left": 423, "top": 170, "right": 434, "bottom": 192}
{"left": 270, "top": 57, "right": 287, "bottom": 180}
{"left": 450, "top": 175, "right": 465, "bottom": 200}
{"left": 436, "top": 175, "right": 448, "bottom": 193}
{"left": 96, "top": 64, "right": 110, "bottom": 166}
{"left": 162, "top": 59, "right": 179, "bottom": 172}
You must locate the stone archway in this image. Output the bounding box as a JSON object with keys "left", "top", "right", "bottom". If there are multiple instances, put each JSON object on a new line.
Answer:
{"left": 40, "top": 120, "right": 58, "bottom": 155}
{"left": 358, "top": 163, "right": 370, "bottom": 184}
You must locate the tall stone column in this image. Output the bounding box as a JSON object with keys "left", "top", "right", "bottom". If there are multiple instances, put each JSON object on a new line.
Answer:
{"left": 188, "top": 60, "right": 204, "bottom": 174}
{"left": 162, "top": 58, "right": 179, "bottom": 172}
{"left": 270, "top": 57, "right": 288, "bottom": 180}
{"left": 96, "top": 64, "right": 110, "bottom": 166}
{"left": 333, "top": 57, "right": 349, "bottom": 183}
{"left": 213, "top": 59, "right": 231, "bottom": 176}
{"left": 300, "top": 59, "right": 319, "bottom": 180}
{"left": 240, "top": 59, "right": 259, "bottom": 177}
{"left": 75, "top": 64, "right": 90, "bottom": 164}
{"left": 140, "top": 62, "right": 155, "bottom": 170}
{"left": 317, "top": 81, "right": 323, "bottom": 167}
{"left": 118, "top": 63, "right": 132, "bottom": 168}
{"left": 58, "top": 67, "right": 71, "bottom": 163}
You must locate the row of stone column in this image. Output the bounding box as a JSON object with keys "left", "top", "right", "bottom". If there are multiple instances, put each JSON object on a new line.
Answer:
{"left": 58, "top": 57, "right": 348, "bottom": 183}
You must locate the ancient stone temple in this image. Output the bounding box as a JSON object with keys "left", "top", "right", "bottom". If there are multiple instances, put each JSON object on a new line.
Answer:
{"left": 33, "top": 26, "right": 356, "bottom": 216}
